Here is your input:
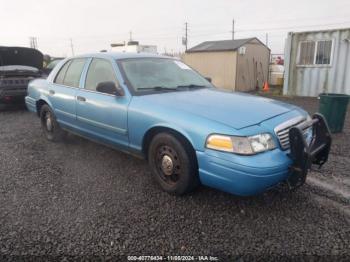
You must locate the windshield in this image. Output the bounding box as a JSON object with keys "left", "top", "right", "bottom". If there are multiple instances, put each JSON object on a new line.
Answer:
{"left": 46, "top": 59, "right": 63, "bottom": 69}
{"left": 118, "top": 58, "right": 212, "bottom": 92}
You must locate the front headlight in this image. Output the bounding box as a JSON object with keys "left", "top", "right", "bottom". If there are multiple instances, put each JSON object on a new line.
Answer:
{"left": 206, "top": 133, "right": 276, "bottom": 155}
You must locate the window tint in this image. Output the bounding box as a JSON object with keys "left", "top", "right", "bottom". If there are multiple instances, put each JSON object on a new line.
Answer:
{"left": 85, "top": 58, "right": 118, "bottom": 91}
{"left": 54, "top": 60, "right": 71, "bottom": 85}
{"left": 62, "top": 58, "right": 86, "bottom": 87}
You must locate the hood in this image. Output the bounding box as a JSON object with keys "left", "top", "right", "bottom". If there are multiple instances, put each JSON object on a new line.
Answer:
{"left": 0, "top": 46, "right": 43, "bottom": 70}
{"left": 142, "top": 88, "right": 297, "bottom": 129}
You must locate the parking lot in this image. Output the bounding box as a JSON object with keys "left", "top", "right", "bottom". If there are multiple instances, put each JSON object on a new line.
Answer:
{"left": 0, "top": 95, "right": 349, "bottom": 260}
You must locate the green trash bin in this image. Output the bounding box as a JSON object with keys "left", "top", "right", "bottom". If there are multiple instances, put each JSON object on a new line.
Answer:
{"left": 319, "top": 93, "right": 350, "bottom": 133}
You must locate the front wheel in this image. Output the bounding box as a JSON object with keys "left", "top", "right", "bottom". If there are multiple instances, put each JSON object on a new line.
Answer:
{"left": 40, "top": 104, "right": 65, "bottom": 142}
{"left": 148, "top": 133, "right": 199, "bottom": 195}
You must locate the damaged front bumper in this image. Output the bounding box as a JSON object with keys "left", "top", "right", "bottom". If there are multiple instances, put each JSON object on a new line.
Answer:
{"left": 287, "top": 113, "right": 332, "bottom": 189}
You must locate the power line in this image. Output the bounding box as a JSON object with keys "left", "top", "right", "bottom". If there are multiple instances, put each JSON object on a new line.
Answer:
{"left": 188, "top": 20, "right": 350, "bottom": 39}
{"left": 235, "top": 21, "right": 350, "bottom": 33}
{"left": 185, "top": 14, "right": 350, "bottom": 30}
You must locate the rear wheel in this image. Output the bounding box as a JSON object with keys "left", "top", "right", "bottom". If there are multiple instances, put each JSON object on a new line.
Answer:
{"left": 148, "top": 132, "right": 199, "bottom": 195}
{"left": 40, "top": 104, "right": 65, "bottom": 142}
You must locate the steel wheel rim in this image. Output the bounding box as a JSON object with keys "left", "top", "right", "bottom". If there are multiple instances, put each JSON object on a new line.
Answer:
{"left": 45, "top": 111, "right": 53, "bottom": 132}
{"left": 155, "top": 145, "right": 181, "bottom": 185}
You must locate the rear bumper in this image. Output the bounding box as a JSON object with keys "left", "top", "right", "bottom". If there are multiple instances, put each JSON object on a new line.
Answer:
{"left": 0, "top": 86, "right": 27, "bottom": 104}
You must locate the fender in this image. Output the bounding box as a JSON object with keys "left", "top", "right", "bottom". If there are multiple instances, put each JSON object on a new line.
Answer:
{"left": 146, "top": 122, "right": 195, "bottom": 146}
{"left": 38, "top": 94, "right": 54, "bottom": 109}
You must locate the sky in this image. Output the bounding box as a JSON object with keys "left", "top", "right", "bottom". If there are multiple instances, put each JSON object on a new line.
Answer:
{"left": 1, "top": 0, "right": 350, "bottom": 57}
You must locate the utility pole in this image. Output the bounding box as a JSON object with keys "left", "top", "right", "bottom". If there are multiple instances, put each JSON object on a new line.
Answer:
{"left": 232, "top": 19, "right": 235, "bottom": 40}
{"left": 129, "top": 31, "right": 133, "bottom": 41}
{"left": 185, "top": 22, "right": 188, "bottom": 51}
{"left": 70, "top": 38, "right": 75, "bottom": 56}
{"left": 29, "top": 37, "right": 38, "bottom": 49}
{"left": 265, "top": 33, "right": 268, "bottom": 47}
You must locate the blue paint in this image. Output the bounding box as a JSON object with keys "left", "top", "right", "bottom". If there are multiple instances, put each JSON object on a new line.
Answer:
{"left": 26, "top": 52, "right": 309, "bottom": 196}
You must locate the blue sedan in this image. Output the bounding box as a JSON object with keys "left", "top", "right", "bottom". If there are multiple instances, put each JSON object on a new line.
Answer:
{"left": 25, "top": 53, "right": 332, "bottom": 196}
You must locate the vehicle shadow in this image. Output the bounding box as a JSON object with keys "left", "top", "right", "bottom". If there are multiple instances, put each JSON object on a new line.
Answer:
{"left": 0, "top": 103, "right": 27, "bottom": 112}
{"left": 192, "top": 182, "right": 304, "bottom": 207}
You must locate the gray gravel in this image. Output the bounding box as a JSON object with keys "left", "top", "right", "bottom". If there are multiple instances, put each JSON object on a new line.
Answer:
{"left": 0, "top": 97, "right": 349, "bottom": 261}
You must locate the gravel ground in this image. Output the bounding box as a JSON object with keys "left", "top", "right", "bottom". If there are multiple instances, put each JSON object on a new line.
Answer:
{"left": 0, "top": 97, "right": 349, "bottom": 261}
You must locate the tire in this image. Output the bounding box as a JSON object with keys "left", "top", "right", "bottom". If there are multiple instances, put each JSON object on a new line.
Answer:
{"left": 148, "top": 132, "right": 199, "bottom": 195}
{"left": 40, "top": 104, "right": 65, "bottom": 142}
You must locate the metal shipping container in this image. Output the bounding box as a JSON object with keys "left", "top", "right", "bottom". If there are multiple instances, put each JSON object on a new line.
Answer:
{"left": 283, "top": 28, "right": 350, "bottom": 97}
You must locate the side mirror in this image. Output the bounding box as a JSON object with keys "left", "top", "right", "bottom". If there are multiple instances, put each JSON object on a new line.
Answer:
{"left": 96, "top": 81, "right": 125, "bottom": 96}
{"left": 205, "top": 77, "right": 212, "bottom": 83}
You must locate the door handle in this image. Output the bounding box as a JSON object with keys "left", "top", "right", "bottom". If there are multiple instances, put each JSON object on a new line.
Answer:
{"left": 49, "top": 90, "right": 55, "bottom": 95}
{"left": 77, "top": 96, "right": 86, "bottom": 102}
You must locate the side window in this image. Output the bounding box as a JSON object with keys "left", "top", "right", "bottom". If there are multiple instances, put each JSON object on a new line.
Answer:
{"left": 63, "top": 58, "right": 86, "bottom": 87}
{"left": 54, "top": 60, "right": 71, "bottom": 85}
{"left": 298, "top": 41, "right": 315, "bottom": 65}
{"left": 85, "top": 58, "right": 118, "bottom": 91}
{"left": 315, "top": 40, "right": 332, "bottom": 65}
{"left": 297, "top": 40, "right": 333, "bottom": 66}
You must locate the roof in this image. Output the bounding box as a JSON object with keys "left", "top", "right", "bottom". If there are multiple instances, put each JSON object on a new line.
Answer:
{"left": 288, "top": 27, "right": 350, "bottom": 35}
{"left": 74, "top": 52, "right": 170, "bottom": 60}
{"left": 186, "top": 38, "right": 260, "bottom": 53}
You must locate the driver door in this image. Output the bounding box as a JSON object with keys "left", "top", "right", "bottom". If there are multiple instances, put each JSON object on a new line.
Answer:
{"left": 75, "top": 58, "right": 130, "bottom": 148}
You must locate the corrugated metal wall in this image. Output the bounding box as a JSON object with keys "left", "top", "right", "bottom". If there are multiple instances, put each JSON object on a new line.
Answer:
{"left": 284, "top": 28, "right": 350, "bottom": 97}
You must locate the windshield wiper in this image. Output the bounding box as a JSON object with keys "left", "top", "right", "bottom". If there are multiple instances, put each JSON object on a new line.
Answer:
{"left": 140, "top": 85, "right": 208, "bottom": 92}
{"left": 141, "top": 86, "right": 178, "bottom": 91}
{"left": 175, "top": 84, "right": 208, "bottom": 89}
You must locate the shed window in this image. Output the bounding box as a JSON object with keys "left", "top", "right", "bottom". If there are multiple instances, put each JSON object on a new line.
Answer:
{"left": 297, "top": 40, "right": 332, "bottom": 66}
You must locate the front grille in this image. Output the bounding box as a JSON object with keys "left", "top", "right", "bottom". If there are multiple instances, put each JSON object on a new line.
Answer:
{"left": 274, "top": 116, "right": 311, "bottom": 150}
{"left": 0, "top": 78, "right": 30, "bottom": 87}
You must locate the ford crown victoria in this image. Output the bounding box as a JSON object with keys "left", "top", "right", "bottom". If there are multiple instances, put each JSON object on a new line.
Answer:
{"left": 25, "top": 53, "right": 332, "bottom": 196}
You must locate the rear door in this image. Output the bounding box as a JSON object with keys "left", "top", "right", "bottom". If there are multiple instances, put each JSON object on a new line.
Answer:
{"left": 49, "top": 58, "right": 87, "bottom": 127}
{"left": 75, "top": 58, "right": 130, "bottom": 148}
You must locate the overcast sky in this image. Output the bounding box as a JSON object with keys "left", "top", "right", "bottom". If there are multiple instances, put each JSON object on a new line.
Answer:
{"left": 1, "top": 0, "right": 350, "bottom": 57}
